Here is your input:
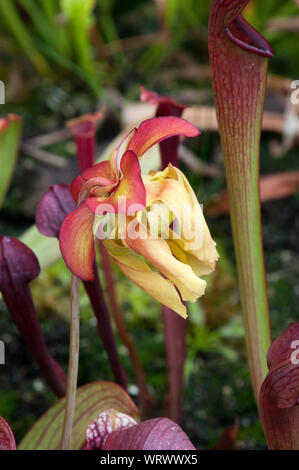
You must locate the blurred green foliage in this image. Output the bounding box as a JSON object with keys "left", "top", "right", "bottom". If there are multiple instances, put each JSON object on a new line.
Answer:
{"left": 1, "top": 0, "right": 299, "bottom": 98}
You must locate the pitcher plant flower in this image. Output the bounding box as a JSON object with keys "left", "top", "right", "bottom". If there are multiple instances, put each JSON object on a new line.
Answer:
{"left": 69, "top": 110, "right": 154, "bottom": 414}
{"left": 141, "top": 87, "right": 197, "bottom": 422}
{"left": 67, "top": 110, "right": 152, "bottom": 413}
{"left": 59, "top": 116, "right": 219, "bottom": 319}
{"left": 36, "top": 184, "right": 127, "bottom": 389}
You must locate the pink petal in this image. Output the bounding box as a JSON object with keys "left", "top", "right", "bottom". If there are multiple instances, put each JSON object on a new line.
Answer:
{"left": 86, "top": 150, "right": 146, "bottom": 214}
{"left": 127, "top": 116, "right": 200, "bottom": 157}
{"left": 71, "top": 160, "right": 114, "bottom": 203}
{"left": 59, "top": 202, "right": 95, "bottom": 280}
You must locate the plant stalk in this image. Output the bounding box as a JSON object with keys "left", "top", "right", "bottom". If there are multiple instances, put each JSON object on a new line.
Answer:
{"left": 208, "top": 0, "right": 273, "bottom": 402}
{"left": 162, "top": 307, "right": 186, "bottom": 422}
{"left": 61, "top": 275, "right": 80, "bottom": 450}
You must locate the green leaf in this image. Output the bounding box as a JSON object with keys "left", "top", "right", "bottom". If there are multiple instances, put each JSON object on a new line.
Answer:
{"left": 60, "top": 0, "right": 95, "bottom": 18}
{"left": 19, "top": 381, "right": 139, "bottom": 450}
{"left": 0, "top": 115, "right": 22, "bottom": 208}
{"left": 0, "top": 2, "right": 50, "bottom": 76}
{"left": 20, "top": 225, "right": 61, "bottom": 271}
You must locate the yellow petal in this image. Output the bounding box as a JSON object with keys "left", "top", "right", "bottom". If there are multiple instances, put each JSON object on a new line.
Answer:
{"left": 123, "top": 225, "right": 207, "bottom": 303}
{"left": 144, "top": 167, "right": 205, "bottom": 252}
{"left": 188, "top": 219, "right": 219, "bottom": 274}
{"left": 104, "top": 240, "right": 187, "bottom": 318}
{"left": 148, "top": 164, "right": 219, "bottom": 272}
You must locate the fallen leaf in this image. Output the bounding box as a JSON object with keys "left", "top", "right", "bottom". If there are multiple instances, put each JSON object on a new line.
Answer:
{"left": 207, "top": 171, "right": 299, "bottom": 217}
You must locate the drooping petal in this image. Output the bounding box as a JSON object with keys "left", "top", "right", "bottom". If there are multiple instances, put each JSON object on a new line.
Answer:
{"left": 117, "top": 150, "right": 146, "bottom": 210}
{"left": 82, "top": 160, "right": 113, "bottom": 182}
{"left": 145, "top": 178, "right": 191, "bottom": 208}
{"left": 144, "top": 166, "right": 194, "bottom": 227}
{"left": 71, "top": 160, "right": 114, "bottom": 203}
{"left": 185, "top": 221, "right": 219, "bottom": 275}
{"left": 71, "top": 175, "right": 86, "bottom": 203}
{"left": 144, "top": 163, "right": 192, "bottom": 423}
{"left": 145, "top": 165, "right": 219, "bottom": 270}
{"left": 104, "top": 240, "right": 187, "bottom": 318}
{"left": 140, "top": 88, "right": 187, "bottom": 167}
{"left": 85, "top": 151, "right": 146, "bottom": 215}
{"left": 127, "top": 117, "right": 200, "bottom": 158}
{"left": 168, "top": 220, "right": 219, "bottom": 276}
{"left": 169, "top": 165, "right": 219, "bottom": 266}
{"left": 144, "top": 178, "right": 194, "bottom": 244}
{"left": 123, "top": 225, "right": 207, "bottom": 304}
{"left": 59, "top": 202, "right": 95, "bottom": 280}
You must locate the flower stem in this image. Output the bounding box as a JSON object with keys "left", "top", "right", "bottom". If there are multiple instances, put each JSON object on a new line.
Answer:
{"left": 162, "top": 306, "right": 186, "bottom": 422}
{"left": 61, "top": 275, "right": 80, "bottom": 450}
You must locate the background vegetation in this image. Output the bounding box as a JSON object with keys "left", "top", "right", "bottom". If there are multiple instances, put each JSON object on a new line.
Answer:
{"left": 1, "top": 0, "right": 299, "bottom": 449}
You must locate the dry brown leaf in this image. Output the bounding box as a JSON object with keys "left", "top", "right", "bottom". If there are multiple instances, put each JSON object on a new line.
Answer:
{"left": 207, "top": 171, "right": 299, "bottom": 217}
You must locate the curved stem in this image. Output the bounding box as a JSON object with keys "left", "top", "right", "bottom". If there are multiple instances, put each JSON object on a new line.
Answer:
{"left": 61, "top": 275, "right": 80, "bottom": 450}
